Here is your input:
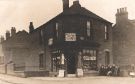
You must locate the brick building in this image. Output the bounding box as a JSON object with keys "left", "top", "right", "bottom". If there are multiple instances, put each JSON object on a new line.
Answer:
{"left": 0, "top": 0, "right": 113, "bottom": 77}
{"left": 113, "top": 7, "right": 135, "bottom": 75}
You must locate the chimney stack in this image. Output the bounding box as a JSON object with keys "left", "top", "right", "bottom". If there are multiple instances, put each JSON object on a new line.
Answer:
{"left": 116, "top": 7, "right": 128, "bottom": 24}
{"left": 11, "top": 27, "right": 16, "bottom": 36}
{"left": 6, "top": 30, "right": 10, "bottom": 40}
{"left": 62, "top": 0, "right": 69, "bottom": 11}
{"left": 73, "top": 0, "right": 81, "bottom": 7}
{"left": 0, "top": 36, "right": 4, "bottom": 43}
{"left": 29, "top": 22, "right": 34, "bottom": 33}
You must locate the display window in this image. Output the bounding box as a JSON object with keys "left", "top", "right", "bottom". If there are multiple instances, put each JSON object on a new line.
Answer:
{"left": 51, "top": 50, "right": 65, "bottom": 72}
{"left": 82, "top": 49, "right": 97, "bottom": 71}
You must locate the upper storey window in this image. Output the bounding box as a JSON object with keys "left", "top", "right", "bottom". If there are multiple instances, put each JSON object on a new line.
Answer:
{"left": 87, "top": 21, "right": 91, "bottom": 37}
{"left": 48, "top": 38, "right": 53, "bottom": 45}
{"left": 104, "top": 25, "right": 109, "bottom": 40}
{"left": 56, "top": 22, "right": 59, "bottom": 38}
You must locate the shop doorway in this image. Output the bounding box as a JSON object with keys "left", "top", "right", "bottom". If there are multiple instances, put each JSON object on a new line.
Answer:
{"left": 65, "top": 50, "right": 76, "bottom": 74}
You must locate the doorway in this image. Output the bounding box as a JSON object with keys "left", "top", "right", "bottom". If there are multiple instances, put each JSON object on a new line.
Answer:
{"left": 65, "top": 49, "right": 76, "bottom": 74}
{"left": 105, "top": 51, "right": 110, "bottom": 65}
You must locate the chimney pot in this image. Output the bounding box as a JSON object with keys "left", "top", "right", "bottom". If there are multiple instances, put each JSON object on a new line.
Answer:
{"left": 125, "top": 7, "right": 127, "bottom": 12}
{"left": 120, "top": 8, "right": 122, "bottom": 13}
{"left": 11, "top": 27, "right": 16, "bottom": 36}
{"left": 122, "top": 8, "right": 125, "bottom": 13}
{"left": 0, "top": 36, "right": 4, "bottom": 43}
{"left": 29, "top": 22, "right": 34, "bottom": 33}
{"left": 73, "top": 0, "right": 81, "bottom": 7}
{"left": 116, "top": 7, "right": 128, "bottom": 24}
{"left": 117, "top": 9, "right": 119, "bottom": 14}
{"left": 6, "top": 30, "right": 10, "bottom": 40}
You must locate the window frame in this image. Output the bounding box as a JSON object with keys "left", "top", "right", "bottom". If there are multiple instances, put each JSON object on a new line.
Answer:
{"left": 48, "top": 38, "right": 53, "bottom": 45}
{"left": 104, "top": 25, "right": 109, "bottom": 40}
{"left": 87, "top": 21, "right": 91, "bottom": 37}
{"left": 55, "top": 22, "right": 59, "bottom": 38}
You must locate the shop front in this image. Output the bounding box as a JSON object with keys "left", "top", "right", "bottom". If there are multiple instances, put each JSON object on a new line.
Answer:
{"left": 50, "top": 41, "right": 100, "bottom": 77}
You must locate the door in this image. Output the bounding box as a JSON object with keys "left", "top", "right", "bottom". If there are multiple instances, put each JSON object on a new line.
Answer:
{"left": 105, "top": 51, "right": 110, "bottom": 65}
{"left": 65, "top": 49, "right": 76, "bottom": 74}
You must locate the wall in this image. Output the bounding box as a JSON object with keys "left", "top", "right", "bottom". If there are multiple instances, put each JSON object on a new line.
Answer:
{"left": 113, "top": 22, "right": 135, "bottom": 66}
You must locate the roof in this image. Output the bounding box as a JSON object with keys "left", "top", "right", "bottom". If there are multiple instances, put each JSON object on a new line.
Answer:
{"left": 62, "top": 4, "right": 112, "bottom": 23}
{"left": 130, "top": 20, "right": 135, "bottom": 25}
{"left": 34, "top": 2, "right": 112, "bottom": 31}
{"left": 1, "top": 30, "right": 29, "bottom": 44}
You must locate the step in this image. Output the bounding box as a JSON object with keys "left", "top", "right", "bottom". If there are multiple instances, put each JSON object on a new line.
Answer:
{"left": 67, "top": 74, "right": 76, "bottom": 77}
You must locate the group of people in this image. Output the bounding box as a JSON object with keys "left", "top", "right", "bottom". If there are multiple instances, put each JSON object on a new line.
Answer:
{"left": 98, "top": 65, "right": 120, "bottom": 76}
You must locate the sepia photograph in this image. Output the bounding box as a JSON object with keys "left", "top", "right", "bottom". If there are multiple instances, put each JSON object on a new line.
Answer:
{"left": 0, "top": 0, "right": 135, "bottom": 84}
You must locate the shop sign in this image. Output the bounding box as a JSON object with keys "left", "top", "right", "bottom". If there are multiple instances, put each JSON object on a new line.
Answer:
{"left": 58, "top": 70, "right": 65, "bottom": 77}
{"left": 90, "top": 57, "right": 96, "bottom": 60}
{"left": 83, "top": 56, "right": 96, "bottom": 60}
{"left": 65, "top": 33, "right": 76, "bottom": 41}
{"left": 77, "top": 69, "right": 83, "bottom": 77}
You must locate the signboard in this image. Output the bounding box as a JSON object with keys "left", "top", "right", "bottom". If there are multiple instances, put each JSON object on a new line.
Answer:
{"left": 83, "top": 56, "right": 96, "bottom": 60}
{"left": 65, "top": 33, "right": 76, "bottom": 41}
{"left": 77, "top": 69, "right": 83, "bottom": 77}
{"left": 58, "top": 70, "right": 65, "bottom": 77}
{"left": 130, "top": 72, "right": 135, "bottom": 76}
{"left": 90, "top": 57, "right": 96, "bottom": 60}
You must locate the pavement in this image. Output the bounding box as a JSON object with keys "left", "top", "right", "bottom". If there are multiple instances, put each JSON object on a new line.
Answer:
{"left": 0, "top": 74, "right": 135, "bottom": 84}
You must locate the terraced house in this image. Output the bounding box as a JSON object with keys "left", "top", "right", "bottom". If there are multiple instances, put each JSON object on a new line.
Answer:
{"left": 0, "top": 0, "right": 134, "bottom": 77}
{"left": 113, "top": 7, "right": 135, "bottom": 76}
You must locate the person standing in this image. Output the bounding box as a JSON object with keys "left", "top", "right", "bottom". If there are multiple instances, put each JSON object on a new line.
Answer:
{"left": 111, "top": 64, "right": 116, "bottom": 76}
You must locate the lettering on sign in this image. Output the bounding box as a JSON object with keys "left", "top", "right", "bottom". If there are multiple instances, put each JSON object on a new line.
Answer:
{"left": 65, "top": 33, "right": 76, "bottom": 41}
{"left": 83, "top": 56, "right": 96, "bottom": 60}
{"left": 77, "top": 69, "right": 83, "bottom": 77}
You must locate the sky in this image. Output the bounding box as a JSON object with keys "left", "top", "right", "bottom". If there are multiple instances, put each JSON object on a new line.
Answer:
{"left": 0, "top": 0, "right": 135, "bottom": 36}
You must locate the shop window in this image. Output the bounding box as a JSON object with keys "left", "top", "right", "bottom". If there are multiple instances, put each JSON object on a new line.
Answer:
{"left": 51, "top": 50, "right": 65, "bottom": 72}
{"left": 83, "top": 49, "right": 86, "bottom": 54}
{"left": 82, "top": 49, "right": 97, "bottom": 71}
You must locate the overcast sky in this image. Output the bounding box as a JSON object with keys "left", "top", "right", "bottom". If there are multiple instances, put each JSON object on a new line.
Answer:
{"left": 0, "top": 0, "right": 135, "bottom": 36}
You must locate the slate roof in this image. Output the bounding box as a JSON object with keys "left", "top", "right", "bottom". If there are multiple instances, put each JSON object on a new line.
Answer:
{"left": 1, "top": 30, "right": 29, "bottom": 43}
{"left": 62, "top": 4, "right": 112, "bottom": 23}
{"left": 35, "top": 2, "right": 112, "bottom": 31}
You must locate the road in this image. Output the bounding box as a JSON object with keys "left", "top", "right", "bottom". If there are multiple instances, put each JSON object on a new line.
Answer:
{"left": 0, "top": 80, "right": 12, "bottom": 84}
{"left": 0, "top": 74, "right": 135, "bottom": 84}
